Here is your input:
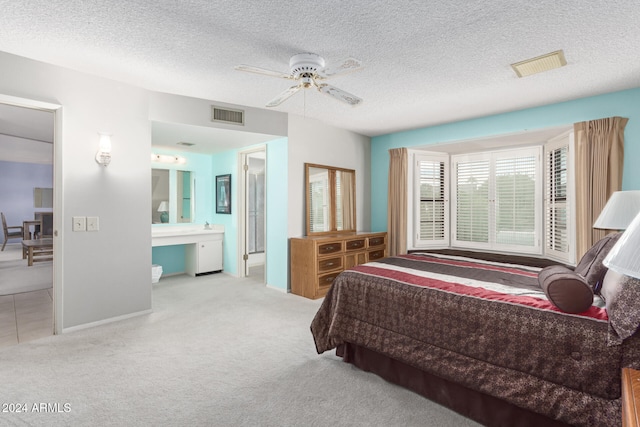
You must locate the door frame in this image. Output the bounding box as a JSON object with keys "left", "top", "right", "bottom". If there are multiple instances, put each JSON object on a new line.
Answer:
{"left": 0, "top": 94, "right": 63, "bottom": 334}
{"left": 237, "top": 145, "right": 267, "bottom": 280}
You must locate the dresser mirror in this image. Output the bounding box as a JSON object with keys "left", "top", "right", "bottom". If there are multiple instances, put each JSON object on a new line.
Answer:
{"left": 305, "top": 163, "right": 356, "bottom": 235}
{"left": 151, "top": 168, "right": 194, "bottom": 224}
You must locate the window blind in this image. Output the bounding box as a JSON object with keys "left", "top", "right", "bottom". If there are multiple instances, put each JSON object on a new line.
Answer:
{"left": 309, "top": 179, "right": 329, "bottom": 233}
{"left": 494, "top": 154, "right": 537, "bottom": 247}
{"left": 455, "top": 158, "right": 490, "bottom": 244}
{"left": 418, "top": 159, "right": 446, "bottom": 241}
{"left": 545, "top": 145, "right": 570, "bottom": 257}
{"left": 452, "top": 147, "right": 541, "bottom": 253}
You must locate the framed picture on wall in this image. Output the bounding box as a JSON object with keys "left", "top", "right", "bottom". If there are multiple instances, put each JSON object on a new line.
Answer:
{"left": 216, "top": 174, "right": 231, "bottom": 214}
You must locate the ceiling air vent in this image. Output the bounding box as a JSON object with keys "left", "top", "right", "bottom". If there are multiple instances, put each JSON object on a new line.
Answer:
{"left": 211, "top": 106, "right": 245, "bottom": 125}
{"left": 511, "top": 50, "right": 567, "bottom": 78}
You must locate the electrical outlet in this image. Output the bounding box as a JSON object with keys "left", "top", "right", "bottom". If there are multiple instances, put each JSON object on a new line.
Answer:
{"left": 86, "top": 216, "right": 99, "bottom": 231}
{"left": 72, "top": 216, "right": 86, "bottom": 232}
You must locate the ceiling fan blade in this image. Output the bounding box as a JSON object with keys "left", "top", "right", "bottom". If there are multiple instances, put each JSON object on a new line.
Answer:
{"left": 317, "top": 84, "right": 362, "bottom": 106}
{"left": 317, "top": 57, "right": 363, "bottom": 78}
{"left": 266, "top": 84, "right": 302, "bottom": 107}
{"left": 235, "top": 64, "right": 292, "bottom": 79}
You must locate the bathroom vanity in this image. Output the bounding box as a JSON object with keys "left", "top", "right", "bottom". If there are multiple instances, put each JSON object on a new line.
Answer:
{"left": 152, "top": 225, "right": 224, "bottom": 276}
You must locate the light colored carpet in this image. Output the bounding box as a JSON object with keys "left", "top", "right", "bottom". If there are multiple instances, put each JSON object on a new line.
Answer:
{"left": 0, "top": 244, "right": 52, "bottom": 296}
{"left": 0, "top": 273, "right": 480, "bottom": 427}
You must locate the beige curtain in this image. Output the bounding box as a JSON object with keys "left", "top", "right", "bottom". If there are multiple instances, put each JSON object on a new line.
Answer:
{"left": 340, "top": 171, "right": 355, "bottom": 230}
{"left": 387, "top": 148, "right": 408, "bottom": 256}
{"left": 574, "top": 116, "right": 627, "bottom": 259}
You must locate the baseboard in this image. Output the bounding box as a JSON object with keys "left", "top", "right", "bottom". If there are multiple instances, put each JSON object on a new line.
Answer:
{"left": 61, "top": 308, "right": 152, "bottom": 334}
{"left": 266, "top": 283, "right": 288, "bottom": 293}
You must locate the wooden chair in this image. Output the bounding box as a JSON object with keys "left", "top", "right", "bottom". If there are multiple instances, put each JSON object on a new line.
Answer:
{"left": 1, "top": 212, "right": 24, "bottom": 251}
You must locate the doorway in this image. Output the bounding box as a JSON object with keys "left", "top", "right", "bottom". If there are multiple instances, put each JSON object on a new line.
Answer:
{"left": 0, "top": 96, "right": 59, "bottom": 348}
{"left": 239, "top": 147, "right": 266, "bottom": 281}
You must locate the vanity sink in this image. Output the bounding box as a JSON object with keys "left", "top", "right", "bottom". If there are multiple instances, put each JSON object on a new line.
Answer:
{"left": 152, "top": 224, "right": 224, "bottom": 246}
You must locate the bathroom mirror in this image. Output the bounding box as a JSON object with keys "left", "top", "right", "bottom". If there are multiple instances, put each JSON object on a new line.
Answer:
{"left": 305, "top": 163, "right": 356, "bottom": 235}
{"left": 151, "top": 169, "right": 194, "bottom": 224}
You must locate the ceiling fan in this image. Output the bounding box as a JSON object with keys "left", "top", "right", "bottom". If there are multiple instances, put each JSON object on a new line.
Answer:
{"left": 235, "top": 53, "right": 363, "bottom": 107}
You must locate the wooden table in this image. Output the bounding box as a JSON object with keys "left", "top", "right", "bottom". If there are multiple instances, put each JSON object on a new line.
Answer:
{"left": 22, "top": 238, "right": 53, "bottom": 266}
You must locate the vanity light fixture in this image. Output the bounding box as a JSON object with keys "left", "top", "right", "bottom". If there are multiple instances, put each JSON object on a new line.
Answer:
{"left": 151, "top": 153, "right": 187, "bottom": 165}
{"left": 96, "top": 133, "right": 112, "bottom": 166}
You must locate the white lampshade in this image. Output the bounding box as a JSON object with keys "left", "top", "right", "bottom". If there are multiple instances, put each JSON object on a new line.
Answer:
{"left": 593, "top": 190, "right": 640, "bottom": 229}
{"left": 603, "top": 211, "right": 640, "bottom": 279}
{"left": 157, "top": 201, "right": 169, "bottom": 212}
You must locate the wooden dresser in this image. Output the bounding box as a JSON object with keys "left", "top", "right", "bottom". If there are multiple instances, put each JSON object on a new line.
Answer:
{"left": 623, "top": 368, "right": 640, "bottom": 426}
{"left": 290, "top": 232, "right": 388, "bottom": 299}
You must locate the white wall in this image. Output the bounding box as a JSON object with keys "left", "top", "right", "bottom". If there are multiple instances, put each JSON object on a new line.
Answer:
{"left": 149, "top": 92, "right": 287, "bottom": 136}
{"left": 0, "top": 51, "right": 152, "bottom": 331}
{"left": 287, "top": 115, "right": 371, "bottom": 237}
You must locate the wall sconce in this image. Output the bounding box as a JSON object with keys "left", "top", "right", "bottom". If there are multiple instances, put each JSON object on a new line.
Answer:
{"left": 151, "top": 153, "right": 187, "bottom": 165}
{"left": 96, "top": 133, "right": 112, "bottom": 166}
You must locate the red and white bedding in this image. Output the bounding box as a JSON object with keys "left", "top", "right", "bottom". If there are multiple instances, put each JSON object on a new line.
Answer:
{"left": 311, "top": 253, "right": 640, "bottom": 426}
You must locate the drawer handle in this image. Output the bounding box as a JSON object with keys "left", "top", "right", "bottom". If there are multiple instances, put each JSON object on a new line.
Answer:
{"left": 324, "top": 276, "right": 335, "bottom": 283}
{"left": 326, "top": 262, "right": 334, "bottom": 266}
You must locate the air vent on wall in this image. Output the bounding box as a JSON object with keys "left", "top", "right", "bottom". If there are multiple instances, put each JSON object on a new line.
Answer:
{"left": 211, "top": 106, "right": 245, "bottom": 125}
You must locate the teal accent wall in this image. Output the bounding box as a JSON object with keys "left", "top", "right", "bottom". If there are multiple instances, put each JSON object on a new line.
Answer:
{"left": 210, "top": 137, "right": 288, "bottom": 288}
{"left": 371, "top": 87, "right": 640, "bottom": 231}
{"left": 152, "top": 246, "right": 185, "bottom": 275}
{"left": 265, "top": 138, "right": 288, "bottom": 290}
{"left": 211, "top": 149, "right": 238, "bottom": 275}
{"left": 152, "top": 149, "right": 213, "bottom": 273}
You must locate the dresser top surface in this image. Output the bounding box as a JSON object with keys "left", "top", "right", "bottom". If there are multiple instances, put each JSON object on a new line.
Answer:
{"left": 291, "top": 231, "right": 386, "bottom": 242}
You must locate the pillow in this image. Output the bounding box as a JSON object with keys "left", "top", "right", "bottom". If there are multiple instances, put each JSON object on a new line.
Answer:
{"left": 574, "top": 232, "right": 622, "bottom": 291}
{"left": 538, "top": 265, "right": 593, "bottom": 313}
{"left": 600, "top": 269, "right": 640, "bottom": 345}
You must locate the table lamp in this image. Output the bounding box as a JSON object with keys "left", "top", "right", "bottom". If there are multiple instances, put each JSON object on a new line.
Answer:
{"left": 157, "top": 201, "right": 169, "bottom": 223}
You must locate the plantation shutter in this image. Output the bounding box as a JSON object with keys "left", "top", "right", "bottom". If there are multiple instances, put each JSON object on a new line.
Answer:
{"left": 452, "top": 147, "right": 541, "bottom": 253}
{"left": 414, "top": 154, "right": 449, "bottom": 247}
{"left": 494, "top": 151, "right": 538, "bottom": 248}
{"left": 309, "top": 178, "right": 329, "bottom": 233}
{"left": 454, "top": 155, "right": 490, "bottom": 247}
{"left": 544, "top": 134, "right": 574, "bottom": 264}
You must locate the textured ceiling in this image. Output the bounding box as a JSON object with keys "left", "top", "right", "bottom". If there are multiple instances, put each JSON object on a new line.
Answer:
{"left": 1, "top": 0, "right": 639, "bottom": 137}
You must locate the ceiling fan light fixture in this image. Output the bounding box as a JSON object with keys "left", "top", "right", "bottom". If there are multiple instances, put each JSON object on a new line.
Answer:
{"left": 235, "top": 52, "right": 363, "bottom": 107}
{"left": 511, "top": 50, "right": 567, "bottom": 78}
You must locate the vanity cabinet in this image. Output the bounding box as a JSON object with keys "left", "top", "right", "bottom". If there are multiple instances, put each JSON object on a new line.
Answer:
{"left": 290, "top": 232, "right": 387, "bottom": 299}
{"left": 185, "top": 239, "right": 223, "bottom": 276}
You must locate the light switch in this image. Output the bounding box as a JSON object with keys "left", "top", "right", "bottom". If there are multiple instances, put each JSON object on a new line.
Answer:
{"left": 87, "top": 216, "right": 99, "bottom": 231}
{"left": 72, "top": 216, "right": 86, "bottom": 232}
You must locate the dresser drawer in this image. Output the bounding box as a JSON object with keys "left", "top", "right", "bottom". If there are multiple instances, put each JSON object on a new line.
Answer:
{"left": 318, "top": 242, "right": 342, "bottom": 255}
{"left": 368, "top": 249, "right": 386, "bottom": 261}
{"left": 368, "top": 236, "right": 385, "bottom": 247}
{"left": 345, "top": 239, "right": 366, "bottom": 251}
{"left": 318, "top": 256, "right": 343, "bottom": 272}
{"left": 318, "top": 271, "right": 341, "bottom": 289}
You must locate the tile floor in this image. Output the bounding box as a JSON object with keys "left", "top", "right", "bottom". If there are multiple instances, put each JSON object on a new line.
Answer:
{"left": 0, "top": 243, "right": 53, "bottom": 349}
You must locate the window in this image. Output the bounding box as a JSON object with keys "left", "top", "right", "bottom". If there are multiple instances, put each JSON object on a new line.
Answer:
{"left": 413, "top": 154, "right": 449, "bottom": 247}
{"left": 544, "top": 132, "right": 574, "bottom": 264}
{"left": 452, "top": 147, "right": 541, "bottom": 253}
{"left": 409, "top": 132, "right": 574, "bottom": 260}
{"left": 309, "top": 175, "right": 329, "bottom": 232}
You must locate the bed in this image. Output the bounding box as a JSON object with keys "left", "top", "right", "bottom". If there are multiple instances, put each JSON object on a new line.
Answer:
{"left": 310, "top": 234, "right": 640, "bottom": 426}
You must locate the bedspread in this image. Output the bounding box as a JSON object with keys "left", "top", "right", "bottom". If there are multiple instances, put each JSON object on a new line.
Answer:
{"left": 311, "top": 253, "right": 640, "bottom": 426}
